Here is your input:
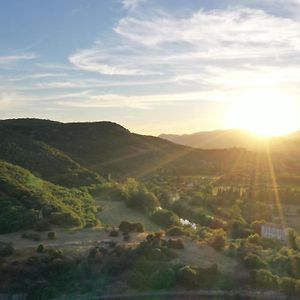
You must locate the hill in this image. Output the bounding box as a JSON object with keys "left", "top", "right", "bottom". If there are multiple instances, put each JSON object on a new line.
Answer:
{"left": 0, "top": 119, "right": 255, "bottom": 179}
{"left": 0, "top": 160, "right": 98, "bottom": 233}
{"left": 0, "top": 124, "right": 104, "bottom": 187}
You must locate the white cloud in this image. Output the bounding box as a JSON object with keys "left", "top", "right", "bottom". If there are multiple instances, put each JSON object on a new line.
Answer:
{"left": 122, "top": 0, "right": 145, "bottom": 11}
{"left": 69, "top": 7, "right": 300, "bottom": 97}
{"left": 69, "top": 47, "right": 145, "bottom": 75}
{"left": 57, "top": 90, "right": 226, "bottom": 109}
{"left": 0, "top": 53, "right": 37, "bottom": 65}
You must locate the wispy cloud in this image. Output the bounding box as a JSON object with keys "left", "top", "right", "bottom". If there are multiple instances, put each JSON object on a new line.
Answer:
{"left": 57, "top": 90, "right": 225, "bottom": 109}
{"left": 121, "top": 0, "right": 145, "bottom": 11}
{"left": 69, "top": 6, "right": 300, "bottom": 97}
{"left": 0, "top": 53, "right": 37, "bottom": 65}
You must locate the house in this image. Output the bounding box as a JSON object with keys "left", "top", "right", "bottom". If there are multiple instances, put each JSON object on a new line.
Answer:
{"left": 261, "top": 223, "right": 286, "bottom": 241}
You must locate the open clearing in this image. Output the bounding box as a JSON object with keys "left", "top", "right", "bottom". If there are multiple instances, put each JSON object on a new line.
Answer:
{"left": 97, "top": 200, "right": 161, "bottom": 231}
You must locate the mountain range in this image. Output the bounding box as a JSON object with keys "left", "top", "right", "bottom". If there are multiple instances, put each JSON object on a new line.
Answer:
{"left": 159, "top": 129, "right": 300, "bottom": 152}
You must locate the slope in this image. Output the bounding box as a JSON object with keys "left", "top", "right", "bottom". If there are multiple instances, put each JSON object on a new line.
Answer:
{"left": 0, "top": 119, "right": 255, "bottom": 178}
{"left": 0, "top": 124, "right": 104, "bottom": 187}
{"left": 0, "top": 160, "right": 98, "bottom": 233}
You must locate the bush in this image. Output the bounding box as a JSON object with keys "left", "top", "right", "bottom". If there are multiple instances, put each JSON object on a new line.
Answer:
{"left": 88, "top": 247, "right": 103, "bottom": 262}
{"left": 49, "top": 212, "right": 82, "bottom": 227}
{"left": 295, "top": 280, "right": 300, "bottom": 296}
{"left": 243, "top": 253, "right": 266, "bottom": 270}
{"left": 123, "top": 232, "right": 130, "bottom": 241}
{"left": 250, "top": 220, "right": 266, "bottom": 235}
{"left": 177, "top": 265, "right": 198, "bottom": 288}
{"left": 167, "top": 238, "right": 184, "bottom": 249}
{"left": 109, "top": 229, "right": 119, "bottom": 237}
{"left": 124, "top": 181, "right": 160, "bottom": 213}
{"left": 37, "top": 244, "right": 45, "bottom": 253}
{"left": 166, "top": 226, "right": 184, "bottom": 236}
{"left": 119, "top": 221, "right": 144, "bottom": 233}
{"left": 22, "top": 232, "right": 41, "bottom": 241}
{"left": 207, "top": 229, "right": 226, "bottom": 251}
{"left": 279, "top": 277, "right": 296, "bottom": 296}
{"left": 151, "top": 268, "right": 176, "bottom": 289}
{"left": 254, "top": 269, "right": 278, "bottom": 290}
{"left": 150, "top": 209, "right": 180, "bottom": 228}
{"left": 0, "top": 242, "right": 14, "bottom": 257}
{"left": 35, "top": 219, "right": 51, "bottom": 232}
{"left": 48, "top": 231, "right": 56, "bottom": 240}
{"left": 47, "top": 248, "right": 63, "bottom": 259}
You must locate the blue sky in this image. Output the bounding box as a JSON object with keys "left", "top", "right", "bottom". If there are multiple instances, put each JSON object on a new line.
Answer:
{"left": 1, "top": 0, "right": 300, "bottom": 134}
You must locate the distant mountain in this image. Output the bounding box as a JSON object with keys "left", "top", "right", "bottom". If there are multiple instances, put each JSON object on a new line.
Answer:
{"left": 159, "top": 129, "right": 300, "bottom": 152}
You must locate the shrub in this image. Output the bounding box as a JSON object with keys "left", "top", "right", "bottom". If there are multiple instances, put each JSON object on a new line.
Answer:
{"left": 37, "top": 244, "right": 45, "bottom": 253}
{"left": 151, "top": 268, "right": 176, "bottom": 289}
{"left": 243, "top": 253, "right": 266, "bottom": 270}
{"left": 35, "top": 219, "right": 51, "bottom": 232}
{"left": 166, "top": 226, "right": 184, "bottom": 236}
{"left": 88, "top": 247, "right": 103, "bottom": 262}
{"left": 207, "top": 229, "right": 226, "bottom": 251}
{"left": 123, "top": 232, "right": 130, "bottom": 241}
{"left": 0, "top": 242, "right": 14, "bottom": 257}
{"left": 47, "top": 248, "right": 63, "bottom": 259}
{"left": 177, "top": 265, "right": 198, "bottom": 288}
{"left": 254, "top": 269, "right": 278, "bottom": 290}
{"left": 49, "top": 212, "right": 82, "bottom": 227}
{"left": 22, "top": 232, "right": 41, "bottom": 241}
{"left": 279, "top": 277, "right": 296, "bottom": 296}
{"left": 229, "top": 219, "right": 250, "bottom": 239}
{"left": 48, "top": 231, "right": 56, "bottom": 240}
{"left": 167, "top": 238, "right": 184, "bottom": 249}
{"left": 295, "top": 280, "right": 300, "bottom": 296}
{"left": 119, "top": 221, "right": 144, "bottom": 233}
{"left": 150, "top": 209, "right": 180, "bottom": 228}
{"left": 124, "top": 182, "right": 160, "bottom": 213}
{"left": 250, "top": 220, "right": 266, "bottom": 235}
{"left": 247, "top": 233, "right": 260, "bottom": 244}
{"left": 109, "top": 229, "right": 119, "bottom": 237}
{"left": 147, "top": 248, "right": 162, "bottom": 260}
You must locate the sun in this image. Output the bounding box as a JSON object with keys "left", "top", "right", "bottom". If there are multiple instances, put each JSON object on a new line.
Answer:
{"left": 227, "top": 90, "right": 298, "bottom": 137}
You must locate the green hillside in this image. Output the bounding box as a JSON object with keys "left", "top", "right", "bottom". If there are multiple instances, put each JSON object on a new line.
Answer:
{"left": 0, "top": 125, "right": 104, "bottom": 187}
{"left": 0, "top": 160, "right": 98, "bottom": 233}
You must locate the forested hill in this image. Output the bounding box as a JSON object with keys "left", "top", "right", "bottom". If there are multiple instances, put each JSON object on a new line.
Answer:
{"left": 0, "top": 160, "right": 98, "bottom": 233}
{"left": 0, "top": 118, "right": 255, "bottom": 180}
{"left": 0, "top": 123, "right": 104, "bottom": 187}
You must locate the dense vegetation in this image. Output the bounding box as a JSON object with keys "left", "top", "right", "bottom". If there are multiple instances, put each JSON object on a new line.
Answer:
{"left": 0, "top": 125, "right": 103, "bottom": 187}
{"left": 0, "top": 160, "right": 98, "bottom": 233}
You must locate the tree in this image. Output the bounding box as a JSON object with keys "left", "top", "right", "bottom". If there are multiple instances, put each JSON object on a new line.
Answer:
{"left": 243, "top": 253, "right": 266, "bottom": 270}
{"left": 150, "top": 209, "right": 180, "bottom": 228}
{"left": 207, "top": 229, "right": 226, "bottom": 251}
{"left": 177, "top": 266, "right": 198, "bottom": 288}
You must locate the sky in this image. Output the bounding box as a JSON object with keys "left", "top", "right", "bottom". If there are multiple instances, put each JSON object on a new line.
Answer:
{"left": 1, "top": 0, "right": 300, "bottom": 135}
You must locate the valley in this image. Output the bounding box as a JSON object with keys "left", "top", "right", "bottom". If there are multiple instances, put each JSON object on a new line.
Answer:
{"left": 1, "top": 119, "right": 300, "bottom": 299}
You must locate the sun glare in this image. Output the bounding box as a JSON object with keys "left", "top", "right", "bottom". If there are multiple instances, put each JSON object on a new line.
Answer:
{"left": 227, "top": 90, "right": 298, "bottom": 137}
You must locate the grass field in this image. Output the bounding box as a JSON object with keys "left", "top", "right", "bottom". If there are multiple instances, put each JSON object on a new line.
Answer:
{"left": 96, "top": 200, "right": 161, "bottom": 232}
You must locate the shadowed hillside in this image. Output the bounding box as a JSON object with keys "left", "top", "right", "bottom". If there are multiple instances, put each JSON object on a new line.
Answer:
{"left": 0, "top": 119, "right": 255, "bottom": 179}
{"left": 0, "top": 124, "right": 104, "bottom": 187}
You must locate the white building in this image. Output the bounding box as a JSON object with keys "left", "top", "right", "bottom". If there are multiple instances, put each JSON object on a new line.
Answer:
{"left": 261, "top": 223, "right": 286, "bottom": 241}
